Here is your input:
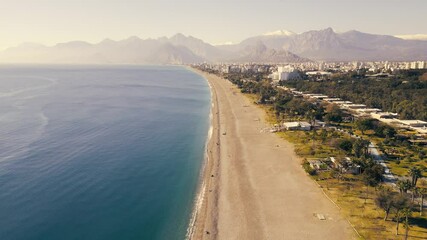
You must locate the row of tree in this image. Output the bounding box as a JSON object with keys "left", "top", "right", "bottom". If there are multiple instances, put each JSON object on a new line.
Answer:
{"left": 284, "top": 70, "right": 427, "bottom": 121}
{"left": 376, "top": 167, "right": 425, "bottom": 238}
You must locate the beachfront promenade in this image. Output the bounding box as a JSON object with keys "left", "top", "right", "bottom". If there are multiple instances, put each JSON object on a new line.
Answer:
{"left": 189, "top": 70, "right": 356, "bottom": 240}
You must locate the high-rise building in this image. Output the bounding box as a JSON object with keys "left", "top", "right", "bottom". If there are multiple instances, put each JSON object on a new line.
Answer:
{"left": 269, "top": 66, "right": 300, "bottom": 81}
{"left": 319, "top": 62, "right": 325, "bottom": 71}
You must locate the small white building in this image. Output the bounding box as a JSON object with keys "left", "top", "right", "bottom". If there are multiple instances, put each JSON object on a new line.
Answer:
{"left": 342, "top": 104, "right": 367, "bottom": 109}
{"left": 283, "top": 122, "right": 300, "bottom": 130}
{"left": 308, "top": 160, "right": 325, "bottom": 170}
{"left": 329, "top": 157, "right": 361, "bottom": 174}
{"left": 371, "top": 112, "right": 398, "bottom": 120}
{"left": 283, "top": 121, "right": 312, "bottom": 131}
{"left": 323, "top": 98, "right": 342, "bottom": 103}
{"left": 333, "top": 101, "right": 353, "bottom": 106}
{"left": 306, "top": 71, "right": 332, "bottom": 76}
{"left": 299, "top": 122, "right": 312, "bottom": 131}
{"left": 398, "top": 120, "right": 427, "bottom": 128}
{"left": 356, "top": 108, "right": 382, "bottom": 114}
{"left": 310, "top": 95, "right": 329, "bottom": 100}
{"left": 314, "top": 120, "right": 326, "bottom": 128}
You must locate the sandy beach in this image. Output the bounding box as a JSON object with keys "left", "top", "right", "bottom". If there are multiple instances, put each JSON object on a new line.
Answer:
{"left": 189, "top": 69, "right": 356, "bottom": 240}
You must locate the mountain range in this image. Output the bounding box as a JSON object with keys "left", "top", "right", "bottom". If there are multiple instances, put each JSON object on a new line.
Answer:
{"left": 1, "top": 28, "right": 426, "bottom": 64}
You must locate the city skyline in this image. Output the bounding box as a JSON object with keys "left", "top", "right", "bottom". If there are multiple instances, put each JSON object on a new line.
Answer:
{"left": 1, "top": 0, "right": 427, "bottom": 51}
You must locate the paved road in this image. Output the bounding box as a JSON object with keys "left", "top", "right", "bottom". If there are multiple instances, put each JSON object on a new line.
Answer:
{"left": 331, "top": 126, "right": 396, "bottom": 185}
{"left": 368, "top": 142, "right": 396, "bottom": 185}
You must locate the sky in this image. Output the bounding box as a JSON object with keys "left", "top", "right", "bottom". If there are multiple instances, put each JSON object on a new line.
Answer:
{"left": 1, "top": 0, "right": 426, "bottom": 50}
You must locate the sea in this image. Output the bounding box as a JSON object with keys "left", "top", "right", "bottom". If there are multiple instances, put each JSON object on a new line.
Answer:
{"left": 0, "top": 65, "right": 211, "bottom": 240}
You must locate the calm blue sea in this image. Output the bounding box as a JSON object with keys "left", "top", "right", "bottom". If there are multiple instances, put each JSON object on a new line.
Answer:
{"left": 0, "top": 65, "right": 211, "bottom": 240}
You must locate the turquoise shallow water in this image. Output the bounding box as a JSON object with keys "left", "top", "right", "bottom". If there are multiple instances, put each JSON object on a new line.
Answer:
{"left": 0, "top": 65, "right": 210, "bottom": 240}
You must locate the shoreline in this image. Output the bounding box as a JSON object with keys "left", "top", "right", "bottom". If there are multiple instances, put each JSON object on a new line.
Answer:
{"left": 188, "top": 68, "right": 356, "bottom": 239}
{"left": 186, "top": 67, "right": 220, "bottom": 239}
{"left": 185, "top": 70, "right": 218, "bottom": 239}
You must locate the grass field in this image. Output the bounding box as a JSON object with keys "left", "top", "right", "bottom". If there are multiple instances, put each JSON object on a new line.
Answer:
{"left": 316, "top": 176, "right": 427, "bottom": 240}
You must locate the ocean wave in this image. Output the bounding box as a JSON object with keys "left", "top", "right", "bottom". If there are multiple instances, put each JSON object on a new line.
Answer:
{"left": 0, "top": 111, "right": 49, "bottom": 164}
{"left": 186, "top": 79, "right": 214, "bottom": 240}
{"left": 0, "top": 76, "right": 57, "bottom": 99}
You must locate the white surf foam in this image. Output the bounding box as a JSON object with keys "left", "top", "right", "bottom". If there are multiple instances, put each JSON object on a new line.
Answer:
{"left": 185, "top": 76, "right": 214, "bottom": 240}
{"left": 0, "top": 76, "right": 57, "bottom": 98}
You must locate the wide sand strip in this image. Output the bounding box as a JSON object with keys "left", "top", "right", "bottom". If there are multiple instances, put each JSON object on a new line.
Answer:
{"left": 190, "top": 69, "right": 356, "bottom": 240}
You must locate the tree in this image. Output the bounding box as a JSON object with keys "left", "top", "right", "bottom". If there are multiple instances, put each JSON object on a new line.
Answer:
{"left": 353, "top": 139, "right": 370, "bottom": 158}
{"left": 305, "top": 109, "right": 316, "bottom": 126}
{"left": 259, "top": 81, "right": 277, "bottom": 104}
{"left": 419, "top": 179, "right": 427, "bottom": 216}
{"left": 402, "top": 207, "right": 412, "bottom": 239}
{"left": 411, "top": 186, "right": 419, "bottom": 204}
{"left": 393, "top": 195, "right": 410, "bottom": 235}
{"left": 362, "top": 164, "right": 384, "bottom": 186}
{"left": 383, "top": 126, "right": 397, "bottom": 139}
{"left": 362, "top": 163, "right": 384, "bottom": 203}
{"left": 338, "top": 139, "right": 353, "bottom": 153}
{"left": 356, "top": 118, "right": 375, "bottom": 135}
{"left": 273, "top": 92, "right": 293, "bottom": 117}
{"left": 375, "top": 189, "right": 396, "bottom": 221}
{"left": 324, "top": 104, "right": 344, "bottom": 123}
{"left": 320, "top": 129, "right": 328, "bottom": 143}
{"left": 397, "top": 179, "right": 412, "bottom": 194}
{"left": 408, "top": 167, "right": 422, "bottom": 187}
{"left": 284, "top": 73, "right": 427, "bottom": 121}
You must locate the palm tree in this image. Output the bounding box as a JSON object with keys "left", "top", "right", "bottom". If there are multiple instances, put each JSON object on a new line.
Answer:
{"left": 402, "top": 208, "right": 412, "bottom": 240}
{"left": 305, "top": 109, "right": 316, "bottom": 127}
{"left": 419, "top": 188, "right": 427, "bottom": 216}
{"left": 393, "top": 195, "right": 410, "bottom": 235}
{"left": 353, "top": 139, "right": 370, "bottom": 158}
{"left": 419, "top": 179, "right": 427, "bottom": 216}
{"left": 363, "top": 140, "right": 370, "bottom": 157}
{"left": 408, "top": 167, "right": 422, "bottom": 187}
{"left": 412, "top": 186, "right": 419, "bottom": 203}
{"left": 397, "top": 179, "right": 412, "bottom": 194}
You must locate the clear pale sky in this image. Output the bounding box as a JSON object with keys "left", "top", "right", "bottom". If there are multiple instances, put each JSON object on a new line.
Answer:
{"left": 1, "top": 0, "right": 426, "bottom": 50}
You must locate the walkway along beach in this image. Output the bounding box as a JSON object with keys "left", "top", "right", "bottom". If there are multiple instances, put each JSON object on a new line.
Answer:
{"left": 188, "top": 69, "right": 357, "bottom": 240}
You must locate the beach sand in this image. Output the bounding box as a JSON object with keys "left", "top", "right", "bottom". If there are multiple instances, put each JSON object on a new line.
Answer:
{"left": 189, "top": 70, "right": 356, "bottom": 240}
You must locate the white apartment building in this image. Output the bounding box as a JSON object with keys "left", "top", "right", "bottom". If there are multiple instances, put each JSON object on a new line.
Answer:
{"left": 278, "top": 66, "right": 299, "bottom": 80}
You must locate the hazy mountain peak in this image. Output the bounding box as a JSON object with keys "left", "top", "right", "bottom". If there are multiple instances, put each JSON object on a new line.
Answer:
{"left": 100, "top": 38, "right": 114, "bottom": 43}
{"left": 170, "top": 33, "right": 187, "bottom": 39}
{"left": 316, "top": 27, "right": 335, "bottom": 35}
{"left": 169, "top": 33, "right": 197, "bottom": 43}
{"left": 98, "top": 38, "right": 116, "bottom": 45}
{"left": 344, "top": 29, "right": 361, "bottom": 34}
{"left": 230, "top": 40, "right": 308, "bottom": 63}
{"left": 55, "top": 41, "right": 92, "bottom": 48}
{"left": 17, "top": 42, "right": 47, "bottom": 48}
{"left": 147, "top": 42, "right": 205, "bottom": 64}
{"left": 0, "top": 28, "right": 426, "bottom": 64}
{"left": 263, "top": 30, "right": 296, "bottom": 36}
{"left": 169, "top": 33, "right": 203, "bottom": 42}
{"left": 124, "top": 36, "right": 142, "bottom": 43}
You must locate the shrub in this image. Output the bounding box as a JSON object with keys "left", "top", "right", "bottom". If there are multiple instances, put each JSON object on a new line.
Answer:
{"left": 302, "top": 159, "right": 317, "bottom": 175}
